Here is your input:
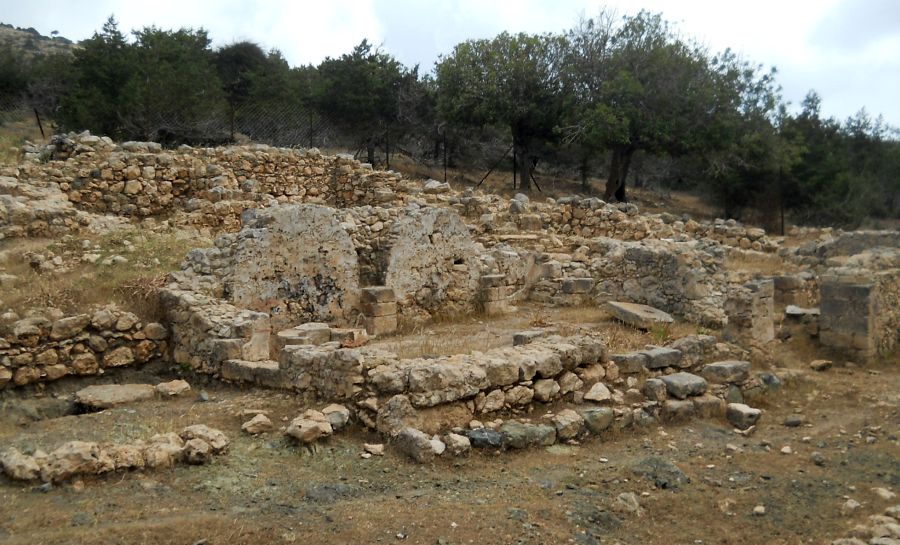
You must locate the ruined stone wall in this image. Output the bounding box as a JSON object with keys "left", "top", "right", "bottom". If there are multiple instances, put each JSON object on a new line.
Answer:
{"left": 0, "top": 307, "right": 167, "bottom": 389}
{"left": 819, "top": 267, "right": 900, "bottom": 361}
{"left": 11, "top": 132, "right": 409, "bottom": 227}
{"left": 724, "top": 279, "right": 775, "bottom": 346}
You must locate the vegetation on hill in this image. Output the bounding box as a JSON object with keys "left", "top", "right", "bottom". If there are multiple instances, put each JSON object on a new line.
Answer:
{"left": 0, "top": 14, "right": 897, "bottom": 228}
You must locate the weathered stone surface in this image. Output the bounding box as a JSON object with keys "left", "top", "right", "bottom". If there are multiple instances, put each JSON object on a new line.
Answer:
{"left": 155, "top": 379, "right": 191, "bottom": 396}
{"left": 533, "top": 379, "right": 560, "bottom": 402}
{"left": 407, "top": 362, "right": 488, "bottom": 407}
{"left": 513, "top": 330, "right": 546, "bottom": 346}
{"left": 661, "top": 399, "right": 696, "bottom": 421}
{"left": 643, "top": 378, "right": 667, "bottom": 402}
{"left": 500, "top": 421, "right": 557, "bottom": 449}
{"left": 286, "top": 411, "right": 333, "bottom": 443}
{"left": 660, "top": 372, "right": 707, "bottom": 399}
{"left": 231, "top": 205, "right": 361, "bottom": 326}
{"left": 183, "top": 438, "right": 213, "bottom": 464}
{"left": 605, "top": 301, "right": 674, "bottom": 330}
{"left": 701, "top": 361, "right": 751, "bottom": 384}
{"left": 726, "top": 403, "right": 762, "bottom": 430}
{"left": 552, "top": 409, "right": 585, "bottom": 440}
{"left": 0, "top": 448, "right": 41, "bottom": 480}
{"left": 630, "top": 457, "right": 690, "bottom": 489}
{"left": 41, "top": 441, "right": 114, "bottom": 482}
{"left": 692, "top": 394, "right": 727, "bottom": 418}
{"left": 103, "top": 346, "right": 135, "bottom": 367}
{"left": 466, "top": 428, "right": 503, "bottom": 449}
{"left": 610, "top": 352, "right": 648, "bottom": 374}
{"left": 584, "top": 382, "right": 612, "bottom": 403}
{"left": 376, "top": 394, "right": 419, "bottom": 437}
{"left": 241, "top": 413, "right": 274, "bottom": 434}
{"left": 382, "top": 207, "right": 480, "bottom": 315}
{"left": 75, "top": 384, "right": 156, "bottom": 409}
{"left": 394, "top": 427, "right": 437, "bottom": 462}
{"left": 580, "top": 407, "right": 615, "bottom": 434}
{"left": 641, "top": 347, "right": 682, "bottom": 369}
{"left": 322, "top": 404, "right": 351, "bottom": 430}
{"left": 442, "top": 433, "right": 471, "bottom": 456}
{"left": 180, "top": 425, "right": 230, "bottom": 453}
{"left": 50, "top": 314, "right": 91, "bottom": 340}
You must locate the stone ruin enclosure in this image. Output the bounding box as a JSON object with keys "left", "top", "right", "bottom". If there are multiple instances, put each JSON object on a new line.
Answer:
{"left": 2, "top": 131, "right": 898, "bottom": 464}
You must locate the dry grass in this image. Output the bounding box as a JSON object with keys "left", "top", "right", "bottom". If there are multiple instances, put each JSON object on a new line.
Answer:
{"left": 0, "top": 112, "right": 47, "bottom": 165}
{"left": 0, "top": 229, "right": 198, "bottom": 320}
{"left": 724, "top": 250, "right": 793, "bottom": 276}
{"left": 368, "top": 303, "right": 709, "bottom": 359}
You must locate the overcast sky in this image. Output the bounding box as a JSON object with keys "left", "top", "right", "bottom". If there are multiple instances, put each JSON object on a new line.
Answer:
{"left": 3, "top": 0, "right": 899, "bottom": 125}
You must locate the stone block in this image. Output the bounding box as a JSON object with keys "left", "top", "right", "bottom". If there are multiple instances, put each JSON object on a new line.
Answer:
{"left": 605, "top": 301, "right": 674, "bottom": 330}
{"left": 361, "top": 300, "right": 397, "bottom": 317}
{"left": 641, "top": 347, "right": 682, "bottom": 369}
{"left": 365, "top": 314, "right": 397, "bottom": 336}
{"left": 361, "top": 286, "right": 395, "bottom": 303}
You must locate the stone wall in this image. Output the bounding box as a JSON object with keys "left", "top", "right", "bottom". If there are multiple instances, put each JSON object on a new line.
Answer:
{"left": 724, "top": 279, "right": 775, "bottom": 346}
{"left": 819, "top": 267, "right": 900, "bottom": 361}
{"left": 0, "top": 307, "right": 168, "bottom": 389}
{"left": 169, "top": 203, "right": 485, "bottom": 332}
{"left": 11, "top": 132, "right": 410, "bottom": 227}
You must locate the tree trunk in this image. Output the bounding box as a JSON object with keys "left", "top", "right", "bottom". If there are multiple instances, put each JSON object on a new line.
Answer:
{"left": 580, "top": 154, "right": 590, "bottom": 192}
{"left": 514, "top": 139, "right": 531, "bottom": 191}
{"left": 366, "top": 137, "right": 375, "bottom": 166}
{"left": 604, "top": 147, "right": 635, "bottom": 202}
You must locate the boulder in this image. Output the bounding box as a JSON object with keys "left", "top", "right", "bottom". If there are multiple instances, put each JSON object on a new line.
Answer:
{"left": 321, "top": 404, "right": 351, "bottom": 430}
{"left": 533, "top": 379, "right": 560, "bottom": 402}
{"left": 605, "top": 301, "right": 674, "bottom": 330}
{"left": 182, "top": 438, "right": 213, "bottom": 464}
{"left": 580, "top": 407, "right": 615, "bottom": 434}
{"left": 394, "top": 427, "right": 437, "bottom": 462}
{"left": 286, "top": 411, "right": 333, "bottom": 443}
{"left": 41, "top": 441, "right": 115, "bottom": 482}
{"left": 155, "top": 379, "right": 191, "bottom": 396}
{"left": 241, "top": 414, "right": 274, "bottom": 434}
{"left": 551, "top": 409, "right": 585, "bottom": 440}
{"left": 442, "top": 433, "right": 471, "bottom": 456}
{"left": 180, "top": 425, "right": 229, "bottom": 453}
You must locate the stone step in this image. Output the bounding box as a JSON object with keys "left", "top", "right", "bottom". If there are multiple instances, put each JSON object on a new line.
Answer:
{"left": 221, "top": 359, "right": 290, "bottom": 389}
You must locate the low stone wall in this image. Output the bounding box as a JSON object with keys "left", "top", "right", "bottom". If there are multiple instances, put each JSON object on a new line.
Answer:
{"left": 0, "top": 307, "right": 168, "bottom": 389}
{"left": 724, "top": 279, "right": 775, "bottom": 346}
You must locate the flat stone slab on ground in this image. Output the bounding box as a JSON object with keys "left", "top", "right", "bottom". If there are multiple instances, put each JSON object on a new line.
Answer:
{"left": 605, "top": 301, "right": 674, "bottom": 330}
{"left": 75, "top": 384, "right": 156, "bottom": 409}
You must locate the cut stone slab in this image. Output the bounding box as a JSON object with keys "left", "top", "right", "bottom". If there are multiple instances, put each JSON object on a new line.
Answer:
{"left": 659, "top": 372, "right": 707, "bottom": 399}
{"left": 700, "top": 361, "right": 751, "bottom": 384}
{"left": 641, "top": 347, "right": 682, "bottom": 369}
{"left": 606, "top": 301, "right": 674, "bottom": 330}
{"left": 726, "top": 403, "right": 762, "bottom": 430}
{"left": 75, "top": 384, "right": 156, "bottom": 409}
{"left": 785, "top": 305, "right": 820, "bottom": 318}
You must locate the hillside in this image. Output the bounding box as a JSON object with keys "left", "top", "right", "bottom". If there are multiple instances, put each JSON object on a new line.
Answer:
{"left": 0, "top": 23, "right": 76, "bottom": 59}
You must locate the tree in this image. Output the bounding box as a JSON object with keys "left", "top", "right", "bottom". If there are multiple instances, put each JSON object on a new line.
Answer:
{"left": 435, "top": 32, "right": 566, "bottom": 190}
{"left": 316, "top": 40, "right": 407, "bottom": 165}
{"left": 215, "top": 41, "right": 268, "bottom": 139}
{"left": 119, "top": 26, "right": 224, "bottom": 141}
{"left": 57, "top": 16, "right": 134, "bottom": 137}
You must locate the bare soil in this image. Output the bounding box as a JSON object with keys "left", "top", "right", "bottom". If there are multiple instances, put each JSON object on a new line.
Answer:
{"left": 1, "top": 307, "right": 897, "bottom": 545}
